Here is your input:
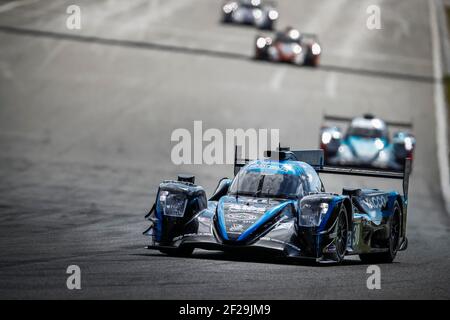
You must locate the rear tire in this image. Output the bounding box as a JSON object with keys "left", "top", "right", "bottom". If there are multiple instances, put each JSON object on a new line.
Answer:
{"left": 222, "top": 14, "right": 232, "bottom": 23}
{"left": 254, "top": 48, "right": 268, "bottom": 60}
{"left": 159, "top": 247, "right": 194, "bottom": 257}
{"left": 254, "top": 49, "right": 262, "bottom": 60}
{"left": 359, "top": 201, "right": 401, "bottom": 264}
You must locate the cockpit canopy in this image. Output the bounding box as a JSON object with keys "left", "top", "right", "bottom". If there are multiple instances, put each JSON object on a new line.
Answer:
{"left": 347, "top": 115, "right": 388, "bottom": 140}
{"left": 275, "top": 27, "right": 301, "bottom": 43}
{"left": 239, "top": 0, "right": 262, "bottom": 8}
{"left": 228, "top": 160, "right": 323, "bottom": 199}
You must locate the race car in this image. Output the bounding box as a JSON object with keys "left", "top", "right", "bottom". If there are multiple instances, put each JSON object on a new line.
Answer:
{"left": 221, "top": 0, "right": 278, "bottom": 30}
{"left": 143, "top": 147, "right": 411, "bottom": 264}
{"left": 254, "top": 27, "right": 321, "bottom": 67}
{"left": 320, "top": 114, "right": 415, "bottom": 171}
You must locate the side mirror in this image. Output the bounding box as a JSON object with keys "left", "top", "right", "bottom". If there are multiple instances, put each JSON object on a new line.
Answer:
{"left": 209, "top": 178, "right": 232, "bottom": 201}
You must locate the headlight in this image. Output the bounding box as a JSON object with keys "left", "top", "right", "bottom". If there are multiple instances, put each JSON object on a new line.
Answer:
{"left": 159, "top": 191, "right": 187, "bottom": 217}
{"left": 404, "top": 137, "right": 414, "bottom": 151}
{"left": 374, "top": 139, "right": 384, "bottom": 150}
{"left": 289, "top": 29, "right": 300, "bottom": 39}
{"left": 223, "top": 2, "right": 237, "bottom": 14}
{"left": 253, "top": 9, "right": 262, "bottom": 19}
{"left": 311, "top": 43, "right": 321, "bottom": 55}
{"left": 268, "top": 10, "right": 278, "bottom": 20}
{"left": 299, "top": 201, "right": 329, "bottom": 226}
{"left": 293, "top": 44, "right": 302, "bottom": 54}
{"left": 321, "top": 131, "right": 332, "bottom": 144}
{"left": 256, "top": 37, "right": 267, "bottom": 49}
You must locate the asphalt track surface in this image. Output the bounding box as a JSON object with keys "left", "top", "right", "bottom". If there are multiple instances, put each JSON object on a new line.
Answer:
{"left": 0, "top": 0, "right": 449, "bottom": 299}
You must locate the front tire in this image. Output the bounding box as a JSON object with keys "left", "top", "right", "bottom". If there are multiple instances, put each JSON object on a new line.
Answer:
{"left": 330, "top": 205, "right": 348, "bottom": 264}
{"left": 359, "top": 201, "right": 401, "bottom": 264}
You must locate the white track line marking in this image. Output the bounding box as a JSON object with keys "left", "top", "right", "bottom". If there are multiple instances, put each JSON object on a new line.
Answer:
{"left": 0, "top": 0, "right": 39, "bottom": 14}
{"left": 429, "top": 0, "right": 450, "bottom": 213}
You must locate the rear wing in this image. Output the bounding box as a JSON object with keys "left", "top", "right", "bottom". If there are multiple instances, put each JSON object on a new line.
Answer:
{"left": 232, "top": 146, "right": 324, "bottom": 175}
{"left": 301, "top": 33, "right": 318, "bottom": 40}
{"left": 323, "top": 114, "right": 413, "bottom": 129}
{"left": 301, "top": 149, "right": 411, "bottom": 201}
{"left": 233, "top": 147, "right": 411, "bottom": 200}
{"left": 319, "top": 161, "right": 411, "bottom": 202}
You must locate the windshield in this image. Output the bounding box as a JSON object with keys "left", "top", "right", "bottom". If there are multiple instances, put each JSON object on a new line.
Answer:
{"left": 347, "top": 126, "right": 386, "bottom": 139}
{"left": 229, "top": 170, "right": 301, "bottom": 199}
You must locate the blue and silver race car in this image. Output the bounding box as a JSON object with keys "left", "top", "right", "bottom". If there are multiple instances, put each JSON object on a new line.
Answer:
{"left": 221, "top": 0, "right": 278, "bottom": 30}
{"left": 143, "top": 147, "right": 411, "bottom": 264}
{"left": 320, "top": 114, "right": 415, "bottom": 171}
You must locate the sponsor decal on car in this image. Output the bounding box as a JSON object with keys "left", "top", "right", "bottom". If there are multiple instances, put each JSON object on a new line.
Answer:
{"left": 227, "top": 212, "right": 259, "bottom": 221}
{"left": 229, "top": 223, "right": 245, "bottom": 232}
{"left": 361, "top": 195, "right": 388, "bottom": 210}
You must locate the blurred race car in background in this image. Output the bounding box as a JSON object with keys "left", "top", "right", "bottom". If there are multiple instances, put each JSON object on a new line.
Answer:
{"left": 143, "top": 147, "right": 411, "bottom": 264}
{"left": 222, "top": 0, "right": 278, "bottom": 30}
{"left": 254, "top": 27, "right": 321, "bottom": 66}
{"left": 320, "top": 114, "right": 415, "bottom": 171}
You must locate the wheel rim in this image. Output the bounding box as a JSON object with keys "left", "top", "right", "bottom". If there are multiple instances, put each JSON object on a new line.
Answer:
{"left": 335, "top": 210, "right": 347, "bottom": 258}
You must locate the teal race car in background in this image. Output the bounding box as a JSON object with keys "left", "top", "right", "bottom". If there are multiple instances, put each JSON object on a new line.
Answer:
{"left": 320, "top": 114, "right": 415, "bottom": 171}
{"left": 144, "top": 147, "right": 411, "bottom": 264}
